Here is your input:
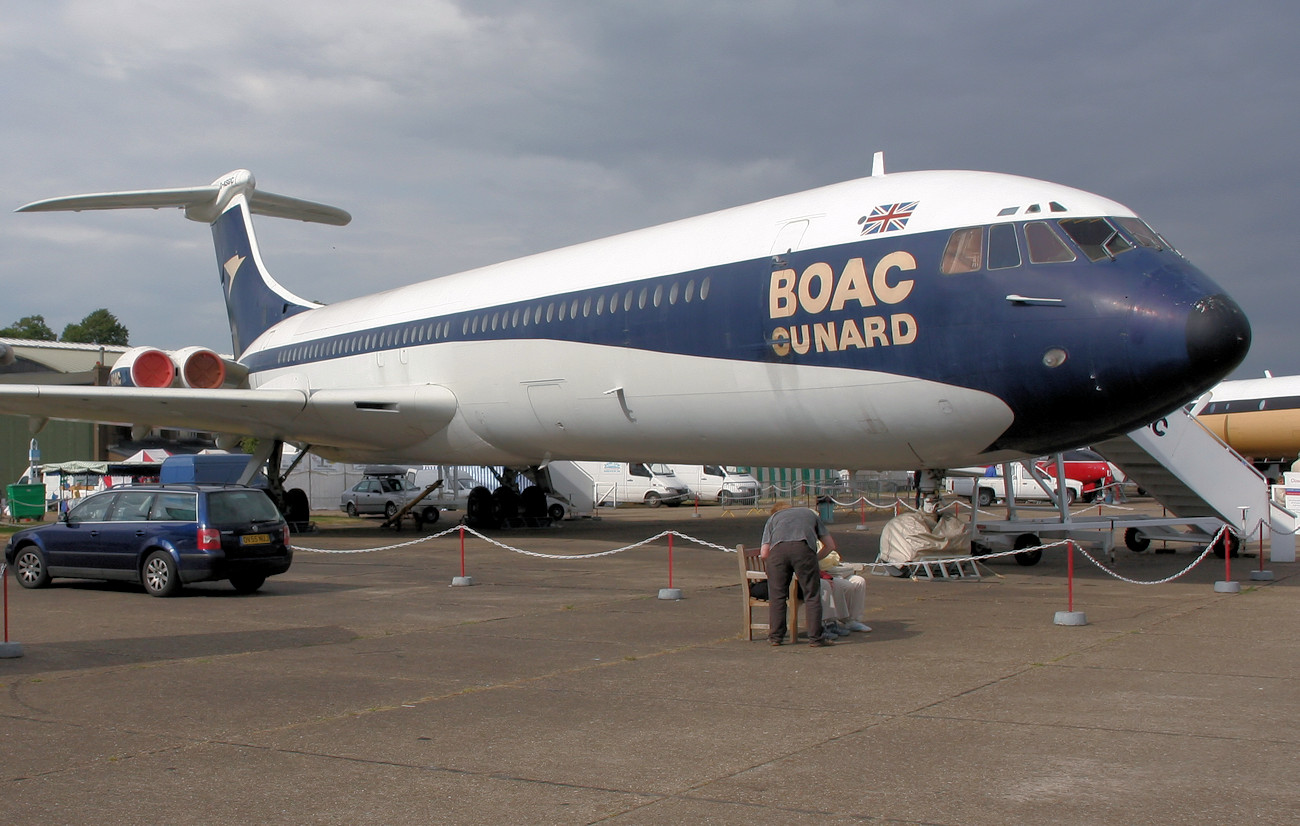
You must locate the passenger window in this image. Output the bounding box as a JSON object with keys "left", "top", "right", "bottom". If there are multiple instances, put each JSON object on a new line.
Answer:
{"left": 109, "top": 491, "right": 155, "bottom": 521}
{"left": 987, "top": 224, "right": 1022, "bottom": 270}
{"left": 1025, "top": 222, "right": 1077, "bottom": 264}
{"left": 69, "top": 493, "right": 114, "bottom": 522}
{"left": 630, "top": 463, "right": 650, "bottom": 478}
{"left": 151, "top": 492, "right": 198, "bottom": 521}
{"left": 1058, "top": 218, "right": 1134, "bottom": 262}
{"left": 940, "top": 227, "right": 983, "bottom": 274}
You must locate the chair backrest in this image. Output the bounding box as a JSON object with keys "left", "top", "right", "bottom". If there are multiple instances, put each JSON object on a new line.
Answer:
{"left": 739, "top": 544, "right": 766, "bottom": 581}
{"left": 737, "top": 543, "right": 800, "bottom": 641}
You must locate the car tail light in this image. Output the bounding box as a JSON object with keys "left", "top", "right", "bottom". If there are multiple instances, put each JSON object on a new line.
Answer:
{"left": 282, "top": 525, "right": 291, "bottom": 545}
{"left": 198, "top": 528, "right": 221, "bottom": 550}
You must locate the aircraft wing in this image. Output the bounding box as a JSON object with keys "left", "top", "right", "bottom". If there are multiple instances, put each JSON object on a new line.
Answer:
{"left": 0, "top": 384, "right": 458, "bottom": 451}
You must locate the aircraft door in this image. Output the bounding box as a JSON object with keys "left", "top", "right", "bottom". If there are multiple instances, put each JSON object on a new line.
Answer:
{"left": 527, "top": 383, "right": 567, "bottom": 436}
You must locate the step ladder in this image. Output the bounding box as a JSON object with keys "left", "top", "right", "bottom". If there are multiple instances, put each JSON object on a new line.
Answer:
{"left": 1094, "top": 408, "right": 1296, "bottom": 561}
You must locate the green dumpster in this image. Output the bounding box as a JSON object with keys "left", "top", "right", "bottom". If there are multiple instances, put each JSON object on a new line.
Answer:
{"left": 6, "top": 484, "right": 46, "bottom": 520}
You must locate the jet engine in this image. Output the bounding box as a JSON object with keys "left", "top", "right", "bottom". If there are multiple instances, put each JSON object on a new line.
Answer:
{"left": 172, "top": 346, "right": 249, "bottom": 389}
{"left": 110, "top": 346, "right": 248, "bottom": 389}
{"left": 109, "top": 346, "right": 176, "bottom": 387}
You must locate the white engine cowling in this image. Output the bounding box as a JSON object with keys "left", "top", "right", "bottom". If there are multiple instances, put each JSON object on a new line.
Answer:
{"left": 172, "top": 346, "right": 251, "bottom": 389}
{"left": 109, "top": 347, "right": 176, "bottom": 387}
{"left": 111, "top": 346, "right": 249, "bottom": 389}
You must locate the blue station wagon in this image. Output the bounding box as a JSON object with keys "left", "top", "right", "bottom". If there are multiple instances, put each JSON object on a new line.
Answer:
{"left": 4, "top": 484, "right": 292, "bottom": 596}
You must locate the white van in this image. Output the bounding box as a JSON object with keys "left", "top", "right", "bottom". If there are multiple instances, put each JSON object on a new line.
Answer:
{"left": 668, "top": 464, "right": 760, "bottom": 505}
{"left": 547, "top": 461, "right": 689, "bottom": 509}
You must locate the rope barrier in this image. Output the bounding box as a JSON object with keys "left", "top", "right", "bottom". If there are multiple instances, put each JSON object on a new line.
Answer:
{"left": 292, "top": 525, "right": 737, "bottom": 559}
{"left": 291, "top": 520, "right": 1240, "bottom": 587}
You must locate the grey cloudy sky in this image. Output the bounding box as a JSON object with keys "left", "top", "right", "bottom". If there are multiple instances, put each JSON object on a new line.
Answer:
{"left": 1, "top": 1, "right": 1295, "bottom": 380}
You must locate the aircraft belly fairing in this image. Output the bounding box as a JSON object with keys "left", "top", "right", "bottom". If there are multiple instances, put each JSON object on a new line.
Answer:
{"left": 413, "top": 342, "right": 1014, "bottom": 469}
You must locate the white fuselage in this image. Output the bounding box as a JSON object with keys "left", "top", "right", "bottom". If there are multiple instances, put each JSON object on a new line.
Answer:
{"left": 241, "top": 171, "right": 1132, "bottom": 468}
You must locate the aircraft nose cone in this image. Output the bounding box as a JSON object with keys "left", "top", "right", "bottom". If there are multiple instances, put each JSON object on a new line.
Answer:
{"left": 1186, "top": 293, "right": 1250, "bottom": 376}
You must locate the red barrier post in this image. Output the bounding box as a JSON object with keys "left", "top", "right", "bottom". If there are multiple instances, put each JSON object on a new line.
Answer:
{"left": 0, "top": 562, "right": 22, "bottom": 656}
{"left": 451, "top": 525, "right": 474, "bottom": 586}
{"left": 1224, "top": 529, "right": 1231, "bottom": 583}
{"left": 1067, "top": 540, "right": 1075, "bottom": 613}
{"left": 1053, "top": 540, "right": 1087, "bottom": 625}
{"left": 667, "top": 533, "right": 675, "bottom": 589}
{"left": 1259, "top": 524, "right": 1266, "bottom": 573}
{"left": 658, "top": 533, "right": 683, "bottom": 600}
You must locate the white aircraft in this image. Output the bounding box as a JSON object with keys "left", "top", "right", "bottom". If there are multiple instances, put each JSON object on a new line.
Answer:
{"left": 1192, "top": 372, "right": 1300, "bottom": 480}
{"left": 4, "top": 158, "right": 1250, "bottom": 508}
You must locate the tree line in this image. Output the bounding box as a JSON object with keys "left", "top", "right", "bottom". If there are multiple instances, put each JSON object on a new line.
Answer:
{"left": 0, "top": 310, "right": 129, "bottom": 346}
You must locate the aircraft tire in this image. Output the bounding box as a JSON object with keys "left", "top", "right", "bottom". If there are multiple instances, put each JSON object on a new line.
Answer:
{"left": 284, "top": 488, "right": 309, "bottom": 525}
{"left": 1013, "top": 534, "right": 1042, "bottom": 566}
{"left": 466, "top": 486, "right": 495, "bottom": 529}
{"left": 1124, "top": 528, "right": 1150, "bottom": 553}
{"left": 519, "top": 487, "right": 547, "bottom": 519}
{"left": 1212, "top": 530, "right": 1240, "bottom": 559}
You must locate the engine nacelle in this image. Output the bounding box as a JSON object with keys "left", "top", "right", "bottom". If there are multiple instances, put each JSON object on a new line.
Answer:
{"left": 172, "top": 346, "right": 249, "bottom": 389}
{"left": 109, "top": 347, "right": 176, "bottom": 388}
{"left": 111, "top": 346, "right": 250, "bottom": 389}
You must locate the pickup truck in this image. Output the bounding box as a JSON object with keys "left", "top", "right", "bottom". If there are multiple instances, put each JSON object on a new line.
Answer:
{"left": 945, "top": 463, "right": 1083, "bottom": 507}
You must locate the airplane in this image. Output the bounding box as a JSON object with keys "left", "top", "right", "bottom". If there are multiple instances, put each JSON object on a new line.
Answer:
{"left": 2, "top": 156, "right": 1251, "bottom": 514}
{"left": 1192, "top": 372, "right": 1300, "bottom": 481}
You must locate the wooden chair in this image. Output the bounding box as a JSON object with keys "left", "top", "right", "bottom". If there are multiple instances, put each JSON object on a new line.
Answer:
{"left": 737, "top": 544, "right": 801, "bottom": 641}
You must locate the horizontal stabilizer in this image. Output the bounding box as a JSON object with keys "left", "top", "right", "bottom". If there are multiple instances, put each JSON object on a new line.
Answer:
{"left": 16, "top": 169, "right": 350, "bottom": 226}
{"left": 246, "top": 190, "right": 352, "bottom": 225}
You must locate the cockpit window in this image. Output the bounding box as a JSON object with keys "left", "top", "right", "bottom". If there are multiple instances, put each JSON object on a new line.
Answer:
{"left": 987, "top": 224, "right": 1021, "bottom": 270}
{"left": 940, "top": 227, "right": 983, "bottom": 274}
{"left": 1025, "top": 221, "right": 1076, "bottom": 264}
{"left": 1057, "top": 218, "right": 1134, "bottom": 262}
{"left": 1114, "top": 216, "right": 1166, "bottom": 250}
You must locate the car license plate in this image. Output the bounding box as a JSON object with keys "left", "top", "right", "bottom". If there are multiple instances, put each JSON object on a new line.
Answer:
{"left": 241, "top": 533, "right": 271, "bottom": 546}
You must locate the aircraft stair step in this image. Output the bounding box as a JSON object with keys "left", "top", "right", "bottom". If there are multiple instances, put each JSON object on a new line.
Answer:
{"left": 1094, "top": 408, "right": 1272, "bottom": 535}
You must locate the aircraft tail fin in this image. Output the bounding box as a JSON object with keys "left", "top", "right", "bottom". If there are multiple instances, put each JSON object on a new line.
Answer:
{"left": 17, "top": 169, "right": 350, "bottom": 357}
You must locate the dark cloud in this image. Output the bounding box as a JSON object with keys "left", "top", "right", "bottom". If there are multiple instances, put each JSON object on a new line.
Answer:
{"left": 0, "top": 0, "right": 1295, "bottom": 379}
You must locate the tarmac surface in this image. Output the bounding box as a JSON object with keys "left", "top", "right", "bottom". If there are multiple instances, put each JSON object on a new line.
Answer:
{"left": 2, "top": 500, "right": 1297, "bottom": 824}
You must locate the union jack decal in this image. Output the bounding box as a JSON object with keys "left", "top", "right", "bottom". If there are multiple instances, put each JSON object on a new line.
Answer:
{"left": 859, "top": 201, "right": 918, "bottom": 235}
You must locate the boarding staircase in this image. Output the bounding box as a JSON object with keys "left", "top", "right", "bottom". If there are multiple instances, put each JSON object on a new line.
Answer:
{"left": 1093, "top": 408, "right": 1296, "bottom": 559}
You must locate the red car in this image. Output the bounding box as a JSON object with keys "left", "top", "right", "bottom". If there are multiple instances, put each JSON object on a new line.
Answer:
{"left": 1035, "top": 449, "right": 1115, "bottom": 502}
